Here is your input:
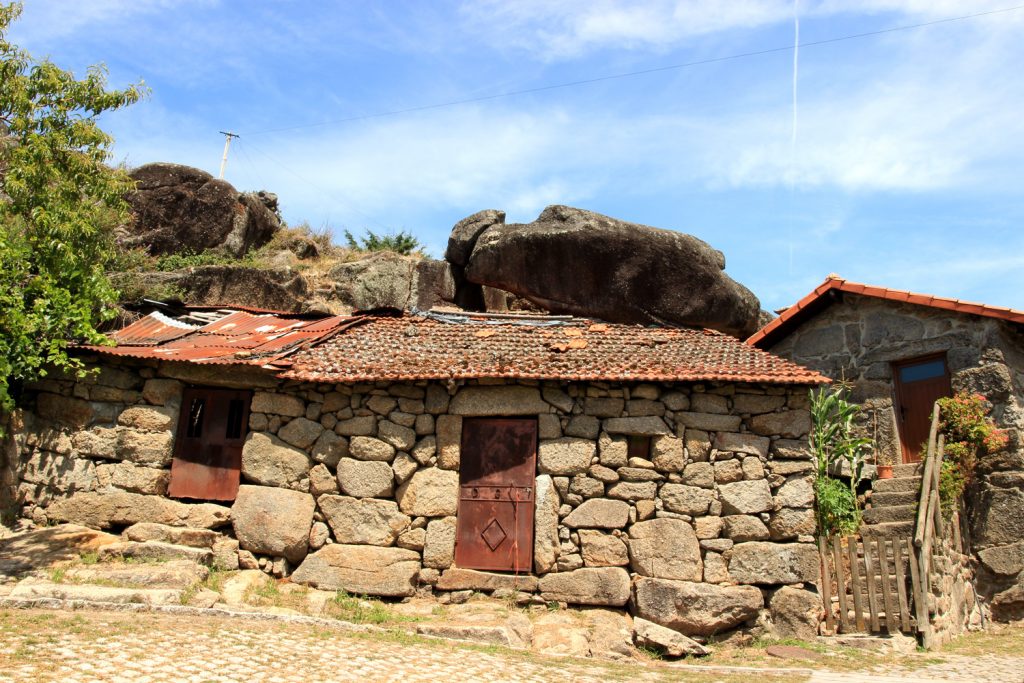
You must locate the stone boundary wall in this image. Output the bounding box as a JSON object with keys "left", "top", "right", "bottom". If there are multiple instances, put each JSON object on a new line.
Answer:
{"left": 927, "top": 513, "right": 984, "bottom": 644}
{"left": 13, "top": 356, "right": 824, "bottom": 640}
{"left": 1, "top": 410, "right": 22, "bottom": 526}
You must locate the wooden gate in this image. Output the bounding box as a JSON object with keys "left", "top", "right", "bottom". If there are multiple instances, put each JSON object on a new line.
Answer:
{"left": 454, "top": 418, "right": 537, "bottom": 573}
{"left": 818, "top": 534, "right": 920, "bottom": 635}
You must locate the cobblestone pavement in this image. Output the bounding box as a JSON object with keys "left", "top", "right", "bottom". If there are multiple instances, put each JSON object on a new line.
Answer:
{"left": 0, "top": 609, "right": 789, "bottom": 683}
{"left": 871, "top": 654, "right": 1024, "bottom": 682}
{"left": 2, "top": 608, "right": 1024, "bottom": 683}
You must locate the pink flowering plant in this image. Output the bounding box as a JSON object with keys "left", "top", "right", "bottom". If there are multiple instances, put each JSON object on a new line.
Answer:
{"left": 935, "top": 392, "right": 1008, "bottom": 516}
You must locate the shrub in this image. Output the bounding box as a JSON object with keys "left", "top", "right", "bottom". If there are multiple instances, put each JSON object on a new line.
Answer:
{"left": 935, "top": 391, "right": 1007, "bottom": 517}
{"left": 343, "top": 229, "right": 421, "bottom": 255}
{"left": 815, "top": 476, "right": 861, "bottom": 536}
{"left": 154, "top": 249, "right": 234, "bottom": 272}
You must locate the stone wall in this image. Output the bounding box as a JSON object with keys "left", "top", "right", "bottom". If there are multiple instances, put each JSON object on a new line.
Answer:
{"left": 767, "top": 294, "right": 1024, "bottom": 615}
{"left": 928, "top": 513, "right": 984, "bottom": 646}
{"left": 13, "top": 357, "right": 823, "bottom": 640}
{"left": 1, "top": 410, "right": 22, "bottom": 526}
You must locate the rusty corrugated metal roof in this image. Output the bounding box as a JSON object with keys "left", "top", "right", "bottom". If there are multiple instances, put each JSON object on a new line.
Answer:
{"left": 110, "top": 311, "right": 198, "bottom": 346}
{"left": 81, "top": 311, "right": 359, "bottom": 366}
{"left": 281, "top": 311, "right": 828, "bottom": 385}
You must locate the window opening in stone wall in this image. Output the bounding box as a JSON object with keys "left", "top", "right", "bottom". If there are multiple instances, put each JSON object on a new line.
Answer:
{"left": 225, "top": 399, "right": 245, "bottom": 439}
{"left": 168, "top": 387, "right": 251, "bottom": 502}
{"left": 627, "top": 435, "right": 652, "bottom": 460}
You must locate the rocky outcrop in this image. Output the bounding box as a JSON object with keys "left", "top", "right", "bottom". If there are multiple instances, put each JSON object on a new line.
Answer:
{"left": 457, "top": 205, "right": 760, "bottom": 338}
{"left": 123, "top": 163, "right": 281, "bottom": 257}
{"left": 177, "top": 265, "right": 309, "bottom": 311}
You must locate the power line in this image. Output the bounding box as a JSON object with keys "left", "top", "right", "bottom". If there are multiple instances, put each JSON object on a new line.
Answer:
{"left": 244, "top": 5, "right": 1023, "bottom": 137}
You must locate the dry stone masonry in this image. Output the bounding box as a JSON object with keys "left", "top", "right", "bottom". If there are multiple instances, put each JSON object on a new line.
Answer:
{"left": 9, "top": 356, "right": 823, "bottom": 641}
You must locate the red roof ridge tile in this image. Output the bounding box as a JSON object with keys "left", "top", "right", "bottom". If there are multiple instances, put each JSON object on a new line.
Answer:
{"left": 748, "top": 277, "right": 1024, "bottom": 348}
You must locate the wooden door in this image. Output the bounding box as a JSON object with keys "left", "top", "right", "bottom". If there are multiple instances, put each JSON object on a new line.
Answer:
{"left": 168, "top": 387, "right": 251, "bottom": 501}
{"left": 892, "top": 355, "right": 951, "bottom": 463}
{"left": 455, "top": 418, "right": 537, "bottom": 573}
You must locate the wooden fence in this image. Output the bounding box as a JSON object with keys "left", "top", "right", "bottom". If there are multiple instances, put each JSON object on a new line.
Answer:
{"left": 818, "top": 533, "right": 919, "bottom": 635}
{"left": 818, "top": 407, "right": 947, "bottom": 642}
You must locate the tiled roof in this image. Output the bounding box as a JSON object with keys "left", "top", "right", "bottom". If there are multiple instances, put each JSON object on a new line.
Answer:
{"left": 748, "top": 276, "right": 1024, "bottom": 349}
{"left": 281, "top": 311, "right": 828, "bottom": 385}
{"left": 80, "top": 311, "right": 359, "bottom": 365}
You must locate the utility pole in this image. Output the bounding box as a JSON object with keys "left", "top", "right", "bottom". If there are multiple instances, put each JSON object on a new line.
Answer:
{"left": 218, "top": 131, "right": 239, "bottom": 179}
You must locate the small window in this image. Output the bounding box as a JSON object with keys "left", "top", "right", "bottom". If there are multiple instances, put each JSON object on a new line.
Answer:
{"left": 226, "top": 399, "right": 245, "bottom": 439}
{"left": 186, "top": 398, "right": 206, "bottom": 437}
{"left": 897, "top": 358, "right": 947, "bottom": 384}
{"left": 627, "top": 435, "right": 652, "bottom": 460}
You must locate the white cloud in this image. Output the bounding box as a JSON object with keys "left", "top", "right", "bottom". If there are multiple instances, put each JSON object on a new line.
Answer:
{"left": 458, "top": 0, "right": 794, "bottom": 59}
{"left": 457, "top": 0, "right": 1023, "bottom": 60}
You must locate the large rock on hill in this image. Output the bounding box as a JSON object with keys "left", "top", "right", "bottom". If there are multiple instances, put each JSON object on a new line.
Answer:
{"left": 328, "top": 252, "right": 455, "bottom": 312}
{"left": 123, "top": 163, "right": 281, "bottom": 257}
{"left": 459, "top": 205, "right": 760, "bottom": 338}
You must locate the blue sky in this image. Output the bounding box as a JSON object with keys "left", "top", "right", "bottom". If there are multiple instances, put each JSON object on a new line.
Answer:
{"left": 10, "top": 1, "right": 1024, "bottom": 312}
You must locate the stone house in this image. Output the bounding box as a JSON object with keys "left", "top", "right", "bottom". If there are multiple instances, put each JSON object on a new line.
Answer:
{"left": 748, "top": 276, "right": 1024, "bottom": 617}
{"left": 4, "top": 306, "right": 830, "bottom": 639}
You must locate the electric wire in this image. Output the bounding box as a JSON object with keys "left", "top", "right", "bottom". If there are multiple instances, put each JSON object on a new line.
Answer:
{"left": 243, "top": 5, "right": 1024, "bottom": 137}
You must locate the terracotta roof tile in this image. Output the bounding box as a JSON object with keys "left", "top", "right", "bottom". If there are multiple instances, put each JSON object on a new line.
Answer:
{"left": 748, "top": 276, "right": 1024, "bottom": 348}
{"left": 283, "top": 311, "right": 827, "bottom": 385}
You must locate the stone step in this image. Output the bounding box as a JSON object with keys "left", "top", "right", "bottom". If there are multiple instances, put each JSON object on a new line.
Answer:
{"left": 892, "top": 463, "right": 923, "bottom": 478}
{"left": 872, "top": 477, "right": 921, "bottom": 494}
{"left": 869, "top": 491, "right": 918, "bottom": 507}
{"left": 9, "top": 579, "right": 182, "bottom": 605}
{"left": 415, "top": 624, "right": 518, "bottom": 648}
{"left": 862, "top": 505, "right": 917, "bottom": 525}
{"left": 860, "top": 521, "right": 914, "bottom": 539}
{"left": 98, "top": 541, "right": 213, "bottom": 566}
{"left": 63, "top": 559, "right": 209, "bottom": 589}
{"left": 123, "top": 522, "right": 220, "bottom": 549}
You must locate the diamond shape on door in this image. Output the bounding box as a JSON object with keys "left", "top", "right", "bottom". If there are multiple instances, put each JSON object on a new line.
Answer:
{"left": 481, "top": 518, "right": 507, "bottom": 551}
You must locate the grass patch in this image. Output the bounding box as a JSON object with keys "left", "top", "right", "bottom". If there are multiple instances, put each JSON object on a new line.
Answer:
{"left": 324, "top": 591, "right": 421, "bottom": 625}
{"left": 79, "top": 551, "right": 99, "bottom": 565}
{"left": 636, "top": 644, "right": 664, "bottom": 661}
{"left": 203, "top": 567, "right": 226, "bottom": 594}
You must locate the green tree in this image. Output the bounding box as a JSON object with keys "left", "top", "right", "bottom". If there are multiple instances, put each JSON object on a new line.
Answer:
{"left": 0, "top": 2, "right": 145, "bottom": 411}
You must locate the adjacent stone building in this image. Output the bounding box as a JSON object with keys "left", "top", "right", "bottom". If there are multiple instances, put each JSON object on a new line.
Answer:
{"left": 749, "top": 276, "right": 1024, "bottom": 618}
{"left": 6, "top": 306, "right": 829, "bottom": 640}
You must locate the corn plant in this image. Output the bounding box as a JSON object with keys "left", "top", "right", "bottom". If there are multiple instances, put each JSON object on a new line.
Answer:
{"left": 809, "top": 387, "right": 872, "bottom": 536}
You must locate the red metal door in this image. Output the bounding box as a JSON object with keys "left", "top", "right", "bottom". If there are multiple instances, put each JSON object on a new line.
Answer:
{"left": 893, "top": 355, "right": 951, "bottom": 463}
{"left": 455, "top": 418, "right": 537, "bottom": 572}
{"left": 168, "top": 387, "right": 251, "bottom": 501}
